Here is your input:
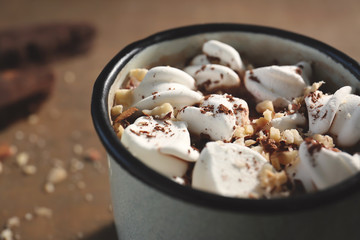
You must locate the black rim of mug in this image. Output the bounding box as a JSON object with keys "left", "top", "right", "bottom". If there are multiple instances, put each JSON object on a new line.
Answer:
{"left": 91, "top": 23, "right": 360, "bottom": 213}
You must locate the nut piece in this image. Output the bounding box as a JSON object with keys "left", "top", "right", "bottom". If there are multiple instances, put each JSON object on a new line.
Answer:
{"left": 281, "top": 129, "right": 303, "bottom": 145}
{"left": 114, "top": 124, "right": 124, "bottom": 138}
{"left": 47, "top": 166, "right": 67, "bottom": 184}
{"left": 0, "top": 228, "right": 13, "bottom": 240}
{"left": 269, "top": 127, "right": 281, "bottom": 142}
{"left": 258, "top": 164, "right": 288, "bottom": 193}
{"left": 34, "top": 207, "right": 52, "bottom": 218}
{"left": 270, "top": 150, "right": 299, "bottom": 170}
{"left": 256, "top": 100, "right": 274, "bottom": 113}
{"left": 16, "top": 152, "right": 29, "bottom": 167}
{"left": 304, "top": 81, "right": 324, "bottom": 96}
{"left": 244, "top": 139, "right": 256, "bottom": 147}
{"left": 233, "top": 124, "right": 254, "bottom": 138}
{"left": 22, "top": 165, "right": 37, "bottom": 175}
{"left": 6, "top": 217, "right": 20, "bottom": 228}
{"left": 114, "top": 89, "right": 133, "bottom": 106}
{"left": 263, "top": 109, "right": 273, "bottom": 122}
{"left": 110, "top": 105, "right": 123, "bottom": 119}
{"left": 312, "top": 134, "right": 334, "bottom": 148}
{"left": 129, "top": 68, "right": 148, "bottom": 81}
{"left": 142, "top": 103, "right": 174, "bottom": 119}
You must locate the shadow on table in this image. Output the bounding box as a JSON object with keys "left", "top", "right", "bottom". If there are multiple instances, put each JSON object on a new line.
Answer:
{"left": 85, "top": 223, "right": 118, "bottom": 240}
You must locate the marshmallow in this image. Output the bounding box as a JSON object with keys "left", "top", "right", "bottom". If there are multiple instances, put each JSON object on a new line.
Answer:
{"left": 177, "top": 94, "right": 249, "bottom": 141}
{"left": 329, "top": 94, "right": 360, "bottom": 147}
{"left": 184, "top": 64, "right": 240, "bottom": 92}
{"left": 270, "top": 113, "right": 307, "bottom": 131}
{"left": 244, "top": 61, "right": 311, "bottom": 106}
{"left": 131, "top": 66, "right": 203, "bottom": 110}
{"left": 202, "top": 40, "right": 244, "bottom": 72}
{"left": 288, "top": 139, "right": 360, "bottom": 192}
{"left": 190, "top": 54, "right": 211, "bottom": 66}
{"left": 192, "top": 142, "right": 268, "bottom": 197}
{"left": 305, "top": 86, "right": 352, "bottom": 134}
{"left": 121, "top": 116, "right": 199, "bottom": 178}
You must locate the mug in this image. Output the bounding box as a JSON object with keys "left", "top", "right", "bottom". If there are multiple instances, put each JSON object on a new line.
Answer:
{"left": 92, "top": 23, "right": 360, "bottom": 240}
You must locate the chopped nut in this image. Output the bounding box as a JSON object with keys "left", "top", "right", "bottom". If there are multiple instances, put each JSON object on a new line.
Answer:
{"left": 253, "top": 117, "right": 268, "bottom": 130}
{"left": 24, "top": 213, "right": 33, "bottom": 221}
{"left": 73, "top": 144, "right": 83, "bottom": 155}
{"left": 313, "top": 134, "right": 335, "bottom": 148}
{"left": 233, "top": 126, "right": 245, "bottom": 138}
{"left": 244, "top": 139, "right": 256, "bottom": 147}
{"left": 269, "top": 127, "right": 281, "bottom": 142}
{"left": 256, "top": 100, "right": 274, "bottom": 113}
{"left": 114, "top": 89, "right": 133, "bottom": 106}
{"left": 291, "top": 129, "right": 303, "bottom": 145}
{"left": 0, "top": 228, "right": 13, "bottom": 240}
{"left": 244, "top": 124, "right": 254, "bottom": 136}
{"left": 22, "top": 165, "right": 37, "bottom": 175}
{"left": 271, "top": 150, "right": 299, "bottom": 168}
{"left": 47, "top": 167, "right": 67, "bottom": 184}
{"left": 259, "top": 164, "right": 288, "bottom": 193}
{"left": 263, "top": 109, "right": 273, "bottom": 122}
{"left": 6, "top": 217, "right": 20, "bottom": 228}
{"left": 34, "top": 207, "right": 52, "bottom": 218}
{"left": 142, "top": 103, "right": 174, "bottom": 119}
{"left": 44, "top": 182, "right": 55, "bottom": 193}
{"left": 115, "top": 125, "right": 124, "bottom": 138}
{"left": 281, "top": 130, "right": 294, "bottom": 144}
{"left": 111, "top": 105, "right": 124, "bottom": 119}
{"left": 85, "top": 193, "right": 94, "bottom": 202}
{"left": 16, "top": 152, "right": 29, "bottom": 167}
{"left": 129, "top": 68, "right": 148, "bottom": 81}
{"left": 233, "top": 124, "right": 254, "bottom": 138}
{"left": 304, "top": 81, "right": 325, "bottom": 95}
{"left": 251, "top": 145, "right": 270, "bottom": 161}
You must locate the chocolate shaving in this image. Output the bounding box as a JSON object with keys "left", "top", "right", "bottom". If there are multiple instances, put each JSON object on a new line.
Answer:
{"left": 114, "top": 107, "right": 138, "bottom": 123}
{"left": 217, "top": 104, "right": 232, "bottom": 115}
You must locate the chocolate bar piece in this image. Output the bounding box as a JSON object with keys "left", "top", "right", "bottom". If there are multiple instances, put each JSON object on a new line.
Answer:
{"left": 0, "top": 23, "right": 96, "bottom": 69}
{"left": 0, "top": 67, "right": 54, "bottom": 108}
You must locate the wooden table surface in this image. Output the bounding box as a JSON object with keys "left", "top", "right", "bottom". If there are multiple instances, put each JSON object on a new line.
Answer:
{"left": 0, "top": 0, "right": 359, "bottom": 239}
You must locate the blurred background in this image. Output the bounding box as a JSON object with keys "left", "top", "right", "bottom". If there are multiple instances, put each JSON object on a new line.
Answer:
{"left": 0, "top": 0, "right": 359, "bottom": 239}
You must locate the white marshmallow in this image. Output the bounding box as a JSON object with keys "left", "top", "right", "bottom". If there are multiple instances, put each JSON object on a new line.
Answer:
{"left": 202, "top": 40, "right": 244, "bottom": 72}
{"left": 184, "top": 64, "right": 240, "bottom": 92}
{"left": 192, "top": 142, "right": 268, "bottom": 198}
{"left": 270, "top": 113, "right": 307, "bottom": 131}
{"left": 121, "top": 116, "right": 199, "bottom": 178}
{"left": 329, "top": 94, "right": 360, "bottom": 147}
{"left": 288, "top": 139, "right": 360, "bottom": 192}
{"left": 190, "top": 54, "right": 210, "bottom": 66}
{"left": 305, "top": 86, "right": 352, "bottom": 134}
{"left": 131, "top": 66, "right": 203, "bottom": 110}
{"left": 177, "top": 94, "right": 249, "bottom": 141}
{"left": 244, "top": 61, "right": 311, "bottom": 106}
